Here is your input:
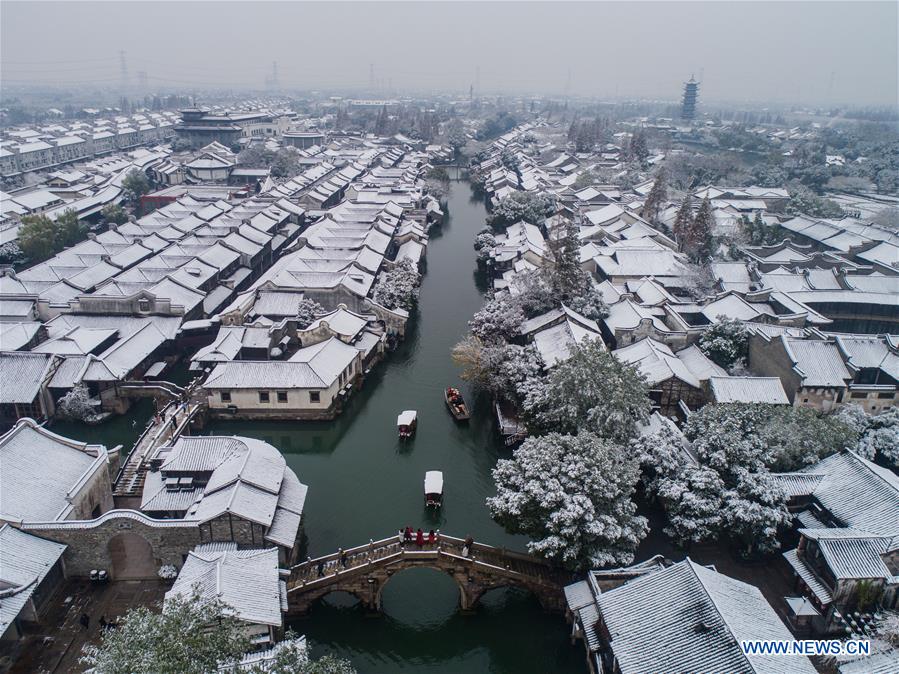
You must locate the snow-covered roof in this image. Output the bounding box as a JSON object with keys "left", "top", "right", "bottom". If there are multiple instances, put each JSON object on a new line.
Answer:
{"left": 166, "top": 544, "right": 284, "bottom": 627}
{"left": 783, "top": 337, "right": 853, "bottom": 388}
{"left": 0, "top": 352, "right": 56, "bottom": 404}
{"left": 0, "top": 418, "right": 109, "bottom": 522}
{"left": 709, "top": 376, "right": 789, "bottom": 404}
{"left": 797, "top": 451, "right": 899, "bottom": 537}
{"left": 0, "top": 524, "right": 67, "bottom": 634}
{"left": 595, "top": 559, "right": 816, "bottom": 674}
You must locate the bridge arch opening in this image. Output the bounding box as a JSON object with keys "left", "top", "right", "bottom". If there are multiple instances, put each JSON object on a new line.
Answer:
{"left": 378, "top": 567, "right": 461, "bottom": 626}
{"left": 473, "top": 585, "right": 542, "bottom": 614}
{"left": 316, "top": 590, "right": 364, "bottom": 609}
{"left": 108, "top": 531, "right": 156, "bottom": 580}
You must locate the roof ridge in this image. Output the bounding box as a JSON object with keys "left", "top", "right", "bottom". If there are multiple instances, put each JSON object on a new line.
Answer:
{"left": 683, "top": 558, "right": 758, "bottom": 674}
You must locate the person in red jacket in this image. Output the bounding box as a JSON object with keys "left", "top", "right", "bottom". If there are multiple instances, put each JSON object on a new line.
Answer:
{"left": 415, "top": 528, "right": 424, "bottom": 547}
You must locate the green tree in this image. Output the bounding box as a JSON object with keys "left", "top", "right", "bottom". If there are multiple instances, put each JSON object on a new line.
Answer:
{"left": 55, "top": 208, "right": 84, "bottom": 248}
{"left": 122, "top": 169, "right": 151, "bottom": 202}
{"left": 544, "top": 220, "right": 587, "bottom": 300}
{"left": 642, "top": 168, "right": 667, "bottom": 224}
{"left": 628, "top": 129, "right": 649, "bottom": 166}
{"left": 672, "top": 195, "right": 693, "bottom": 249}
{"left": 573, "top": 171, "right": 598, "bottom": 190}
{"left": 684, "top": 196, "right": 715, "bottom": 262}
{"left": 17, "top": 214, "right": 58, "bottom": 261}
{"left": 101, "top": 202, "right": 129, "bottom": 225}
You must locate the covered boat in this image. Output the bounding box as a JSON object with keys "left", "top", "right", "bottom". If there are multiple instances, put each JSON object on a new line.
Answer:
{"left": 444, "top": 386, "right": 470, "bottom": 421}
{"left": 424, "top": 470, "right": 443, "bottom": 508}
{"left": 397, "top": 410, "right": 417, "bottom": 439}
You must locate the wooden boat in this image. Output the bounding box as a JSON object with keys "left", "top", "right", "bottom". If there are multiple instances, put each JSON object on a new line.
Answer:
{"left": 397, "top": 410, "right": 417, "bottom": 439}
{"left": 444, "top": 386, "right": 470, "bottom": 421}
{"left": 424, "top": 470, "right": 443, "bottom": 508}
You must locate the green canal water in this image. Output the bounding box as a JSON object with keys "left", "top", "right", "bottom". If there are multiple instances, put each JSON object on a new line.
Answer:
{"left": 54, "top": 180, "right": 586, "bottom": 674}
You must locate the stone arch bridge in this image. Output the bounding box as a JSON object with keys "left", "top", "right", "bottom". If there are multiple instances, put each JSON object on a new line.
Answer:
{"left": 286, "top": 534, "right": 572, "bottom": 615}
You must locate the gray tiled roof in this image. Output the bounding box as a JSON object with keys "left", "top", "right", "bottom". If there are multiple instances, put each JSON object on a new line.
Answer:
{"left": 597, "top": 559, "right": 816, "bottom": 674}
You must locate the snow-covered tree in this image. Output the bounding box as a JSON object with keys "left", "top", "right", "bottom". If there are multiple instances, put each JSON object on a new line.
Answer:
{"left": 488, "top": 343, "right": 544, "bottom": 405}
{"left": 522, "top": 338, "right": 650, "bottom": 444}
{"left": 698, "top": 316, "right": 749, "bottom": 370}
{"left": 536, "top": 223, "right": 608, "bottom": 320}
{"left": 642, "top": 168, "right": 667, "bottom": 224}
{"left": 57, "top": 384, "right": 95, "bottom": 421}
{"left": 858, "top": 408, "right": 899, "bottom": 467}
{"left": 372, "top": 259, "right": 421, "bottom": 312}
{"left": 513, "top": 270, "right": 557, "bottom": 318}
{"left": 82, "top": 592, "right": 252, "bottom": 674}
{"left": 468, "top": 294, "right": 524, "bottom": 343}
{"left": 566, "top": 285, "right": 609, "bottom": 321}
{"left": 486, "top": 191, "right": 555, "bottom": 231}
{"left": 838, "top": 405, "right": 899, "bottom": 467}
{"left": 629, "top": 421, "right": 690, "bottom": 494}
{"left": 82, "top": 592, "right": 354, "bottom": 674}
{"left": 720, "top": 469, "right": 791, "bottom": 555}
{"left": 657, "top": 465, "right": 726, "bottom": 546}
{"left": 296, "top": 298, "right": 326, "bottom": 329}
{"left": 487, "top": 431, "right": 648, "bottom": 570}
{"left": 0, "top": 240, "right": 22, "bottom": 264}
{"left": 686, "top": 403, "right": 854, "bottom": 473}
{"left": 473, "top": 228, "right": 496, "bottom": 265}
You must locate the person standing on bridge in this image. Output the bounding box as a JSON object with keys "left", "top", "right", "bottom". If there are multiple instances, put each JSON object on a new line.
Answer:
{"left": 339, "top": 548, "right": 348, "bottom": 568}
{"left": 428, "top": 529, "right": 436, "bottom": 545}
{"left": 462, "top": 535, "right": 474, "bottom": 558}
{"left": 398, "top": 529, "right": 404, "bottom": 546}
{"left": 316, "top": 560, "right": 325, "bottom": 577}
{"left": 415, "top": 528, "right": 424, "bottom": 547}
{"left": 404, "top": 526, "right": 413, "bottom": 544}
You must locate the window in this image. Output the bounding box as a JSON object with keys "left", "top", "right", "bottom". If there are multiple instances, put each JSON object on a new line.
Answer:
{"left": 309, "top": 391, "right": 320, "bottom": 404}
{"left": 259, "top": 391, "right": 270, "bottom": 403}
{"left": 220, "top": 391, "right": 231, "bottom": 403}
{"left": 851, "top": 391, "right": 868, "bottom": 399}
{"left": 802, "top": 398, "right": 809, "bottom": 404}
{"left": 137, "top": 298, "right": 151, "bottom": 313}
{"left": 877, "top": 392, "right": 893, "bottom": 399}
{"left": 277, "top": 391, "right": 288, "bottom": 403}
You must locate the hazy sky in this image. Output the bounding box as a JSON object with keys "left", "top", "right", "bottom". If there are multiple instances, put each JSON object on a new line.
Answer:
{"left": 2, "top": 1, "right": 897, "bottom": 106}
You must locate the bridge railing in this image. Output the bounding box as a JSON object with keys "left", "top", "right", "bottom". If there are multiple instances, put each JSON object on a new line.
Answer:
{"left": 437, "top": 534, "right": 558, "bottom": 568}
{"left": 290, "top": 533, "right": 560, "bottom": 572}
{"left": 287, "top": 544, "right": 560, "bottom": 595}
{"left": 114, "top": 399, "right": 175, "bottom": 486}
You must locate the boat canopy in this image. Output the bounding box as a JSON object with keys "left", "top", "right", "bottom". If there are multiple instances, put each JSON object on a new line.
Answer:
{"left": 424, "top": 470, "right": 443, "bottom": 495}
{"left": 397, "top": 410, "right": 417, "bottom": 426}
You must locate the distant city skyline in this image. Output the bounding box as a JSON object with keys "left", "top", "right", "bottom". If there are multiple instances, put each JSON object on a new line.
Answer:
{"left": 2, "top": 1, "right": 897, "bottom": 107}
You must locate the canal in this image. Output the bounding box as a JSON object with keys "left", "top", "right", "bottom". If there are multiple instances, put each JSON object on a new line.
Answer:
{"left": 54, "top": 179, "right": 585, "bottom": 673}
